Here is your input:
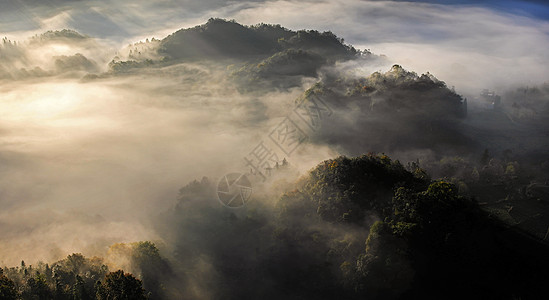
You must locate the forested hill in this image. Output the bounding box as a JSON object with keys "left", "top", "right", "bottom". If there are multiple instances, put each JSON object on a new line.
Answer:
{"left": 296, "top": 64, "right": 470, "bottom": 154}
{"left": 154, "top": 154, "right": 549, "bottom": 299}
{"left": 159, "top": 18, "right": 360, "bottom": 61}
{"left": 1, "top": 155, "right": 548, "bottom": 299}
{"left": 108, "top": 18, "right": 369, "bottom": 79}
{"left": 0, "top": 19, "right": 369, "bottom": 80}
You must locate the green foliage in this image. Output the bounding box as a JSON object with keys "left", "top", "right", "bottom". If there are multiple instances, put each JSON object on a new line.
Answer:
{"left": 108, "top": 60, "right": 145, "bottom": 73}
{"left": 2, "top": 253, "right": 117, "bottom": 300}
{"left": 66, "top": 253, "right": 87, "bottom": 274}
{"left": 72, "top": 275, "right": 91, "bottom": 300}
{"left": 290, "top": 65, "right": 470, "bottom": 154}
{"left": 130, "top": 242, "right": 171, "bottom": 299}
{"left": 274, "top": 154, "right": 547, "bottom": 298}
{"left": 391, "top": 180, "right": 478, "bottom": 241}
{"left": 301, "top": 154, "right": 427, "bottom": 223}
{"left": 55, "top": 53, "right": 98, "bottom": 73}
{"left": 95, "top": 270, "right": 147, "bottom": 300}
{"left": 232, "top": 49, "right": 327, "bottom": 91}
{"left": 353, "top": 221, "right": 414, "bottom": 299}
{"left": 23, "top": 272, "right": 51, "bottom": 300}
{"left": 30, "top": 29, "right": 89, "bottom": 42}
{"left": 272, "top": 154, "right": 431, "bottom": 297}
{"left": 278, "top": 29, "right": 358, "bottom": 60}
{"left": 3, "top": 152, "right": 547, "bottom": 299}
{"left": 0, "top": 251, "right": 155, "bottom": 300}
{"left": 0, "top": 273, "right": 18, "bottom": 300}
{"left": 352, "top": 65, "right": 464, "bottom": 120}
{"left": 160, "top": 18, "right": 358, "bottom": 62}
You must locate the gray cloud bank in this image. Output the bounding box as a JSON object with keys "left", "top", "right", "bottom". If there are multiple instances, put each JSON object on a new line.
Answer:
{"left": 2, "top": 0, "right": 548, "bottom": 96}
{"left": 0, "top": 57, "right": 336, "bottom": 265}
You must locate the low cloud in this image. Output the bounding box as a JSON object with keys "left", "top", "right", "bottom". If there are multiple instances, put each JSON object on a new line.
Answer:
{"left": 0, "top": 57, "right": 337, "bottom": 265}
{"left": 222, "top": 0, "right": 549, "bottom": 95}
{"left": 3, "top": 1, "right": 548, "bottom": 97}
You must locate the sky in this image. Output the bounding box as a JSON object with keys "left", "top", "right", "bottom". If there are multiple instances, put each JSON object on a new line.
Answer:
{"left": 402, "top": 0, "right": 549, "bottom": 20}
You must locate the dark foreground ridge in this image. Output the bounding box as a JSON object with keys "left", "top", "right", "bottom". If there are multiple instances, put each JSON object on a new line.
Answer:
{"left": 157, "top": 154, "right": 549, "bottom": 299}
{"left": 2, "top": 154, "right": 548, "bottom": 299}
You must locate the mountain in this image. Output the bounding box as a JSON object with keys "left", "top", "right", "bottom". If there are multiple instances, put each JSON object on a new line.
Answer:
{"left": 0, "top": 30, "right": 98, "bottom": 79}
{"left": 153, "top": 154, "right": 549, "bottom": 299}
{"left": 3, "top": 154, "right": 548, "bottom": 299}
{"left": 159, "top": 18, "right": 360, "bottom": 61}
{"left": 108, "top": 18, "right": 371, "bottom": 87}
{"left": 297, "top": 64, "right": 470, "bottom": 154}
{"left": 230, "top": 49, "right": 328, "bottom": 90}
{"left": 29, "top": 29, "right": 90, "bottom": 43}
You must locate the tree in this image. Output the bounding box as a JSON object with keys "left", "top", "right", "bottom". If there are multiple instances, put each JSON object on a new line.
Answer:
{"left": 72, "top": 275, "right": 91, "bottom": 300}
{"left": 131, "top": 241, "right": 170, "bottom": 299}
{"left": 480, "top": 148, "right": 490, "bottom": 166}
{"left": 0, "top": 274, "right": 18, "bottom": 300}
{"left": 353, "top": 221, "right": 414, "bottom": 299}
{"left": 96, "top": 270, "right": 148, "bottom": 300}
{"left": 25, "top": 272, "right": 52, "bottom": 300}
{"left": 66, "top": 253, "right": 86, "bottom": 274}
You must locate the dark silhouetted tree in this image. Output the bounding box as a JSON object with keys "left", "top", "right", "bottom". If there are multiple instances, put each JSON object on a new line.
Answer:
{"left": 95, "top": 270, "right": 148, "bottom": 300}
{"left": 0, "top": 272, "right": 18, "bottom": 300}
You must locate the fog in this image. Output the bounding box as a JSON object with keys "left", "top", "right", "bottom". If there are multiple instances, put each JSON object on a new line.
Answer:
{"left": 1, "top": 1, "right": 549, "bottom": 298}
{"left": 0, "top": 54, "right": 339, "bottom": 265}
{"left": 224, "top": 0, "right": 549, "bottom": 96}
{"left": 4, "top": 0, "right": 548, "bottom": 98}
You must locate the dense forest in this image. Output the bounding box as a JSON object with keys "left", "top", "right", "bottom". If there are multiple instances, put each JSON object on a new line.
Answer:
{"left": 0, "top": 242, "right": 157, "bottom": 299}
{"left": 3, "top": 154, "right": 548, "bottom": 299}
{"left": 1, "top": 18, "right": 549, "bottom": 299}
